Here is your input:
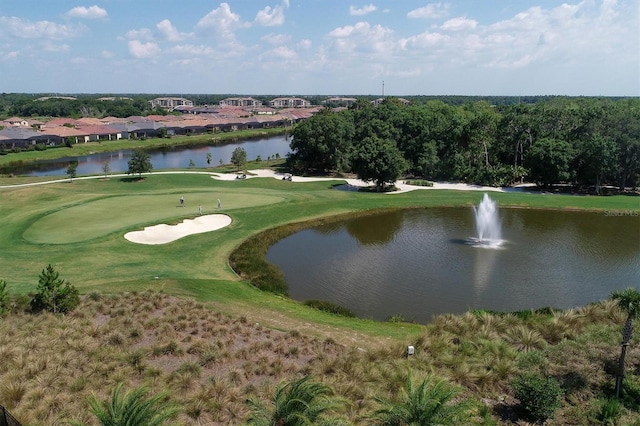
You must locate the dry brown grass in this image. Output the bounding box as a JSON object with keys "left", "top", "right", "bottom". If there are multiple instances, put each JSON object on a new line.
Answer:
{"left": 0, "top": 291, "right": 638, "bottom": 425}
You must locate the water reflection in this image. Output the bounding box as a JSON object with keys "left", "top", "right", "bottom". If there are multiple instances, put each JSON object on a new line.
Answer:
{"left": 472, "top": 246, "right": 499, "bottom": 296}
{"left": 3, "top": 135, "right": 291, "bottom": 176}
{"left": 344, "top": 210, "right": 405, "bottom": 246}
{"left": 266, "top": 208, "right": 640, "bottom": 323}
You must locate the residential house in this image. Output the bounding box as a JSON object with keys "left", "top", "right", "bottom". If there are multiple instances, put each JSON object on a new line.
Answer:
{"left": 3, "top": 117, "right": 29, "bottom": 127}
{"left": 43, "top": 126, "right": 87, "bottom": 145}
{"left": 0, "top": 127, "right": 53, "bottom": 148}
{"left": 75, "top": 124, "right": 122, "bottom": 142}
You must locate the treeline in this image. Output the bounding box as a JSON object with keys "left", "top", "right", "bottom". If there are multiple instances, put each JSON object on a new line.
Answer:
{"left": 288, "top": 97, "right": 640, "bottom": 191}
{"left": 0, "top": 93, "right": 171, "bottom": 119}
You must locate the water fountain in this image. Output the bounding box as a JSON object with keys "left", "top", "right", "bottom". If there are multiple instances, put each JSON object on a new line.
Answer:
{"left": 471, "top": 193, "right": 503, "bottom": 248}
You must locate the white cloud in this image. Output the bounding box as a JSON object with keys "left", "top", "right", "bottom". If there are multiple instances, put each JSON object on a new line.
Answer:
{"left": 157, "top": 19, "right": 191, "bottom": 42}
{"left": 65, "top": 5, "right": 108, "bottom": 19}
{"left": 440, "top": 17, "right": 477, "bottom": 31}
{"left": 261, "top": 33, "right": 291, "bottom": 45}
{"left": 101, "top": 50, "right": 114, "bottom": 58}
{"left": 350, "top": 4, "right": 377, "bottom": 16}
{"left": 122, "top": 28, "right": 153, "bottom": 41}
{"left": 128, "top": 40, "right": 161, "bottom": 58}
{"left": 168, "top": 44, "right": 216, "bottom": 57}
{"left": 41, "top": 41, "right": 70, "bottom": 53}
{"left": 196, "top": 2, "right": 246, "bottom": 43}
{"left": 298, "top": 39, "right": 312, "bottom": 49}
{"left": 0, "top": 16, "right": 82, "bottom": 40}
{"left": 400, "top": 31, "right": 449, "bottom": 49}
{"left": 407, "top": 3, "right": 450, "bottom": 19}
{"left": 254, "top": 3, "right": 287, "bottom": 26}
{"left": 266, "top": 45, "right": 296, "bottom": 59}
{"left": 328, "top": 21, "right": 396, "bottom": 56}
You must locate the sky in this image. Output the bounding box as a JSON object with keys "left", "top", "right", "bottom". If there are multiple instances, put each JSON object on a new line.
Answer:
{"left": 1, "top": 0, "right": 638, "bottom": 96}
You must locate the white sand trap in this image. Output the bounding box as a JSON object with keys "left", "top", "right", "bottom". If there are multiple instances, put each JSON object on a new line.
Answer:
{"left": 211, "top": 169, "right": 527, "bottom": 194}
{"left": 124, "top": 214, "right": 232, "bottom": 245}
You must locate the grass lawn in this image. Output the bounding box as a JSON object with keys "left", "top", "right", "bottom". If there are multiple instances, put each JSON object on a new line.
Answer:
{"left": 1, "top": 170, "right": 639, "bottom": 344}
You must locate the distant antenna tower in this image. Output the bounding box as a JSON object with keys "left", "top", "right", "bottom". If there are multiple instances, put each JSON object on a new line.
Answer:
{"left": 382, "top": 80, "right": 385, "bottom": 97}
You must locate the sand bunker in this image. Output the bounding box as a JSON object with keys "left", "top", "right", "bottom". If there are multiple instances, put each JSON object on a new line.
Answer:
{"left": 124, "top": 214, "right": 232, "bottom": 245}
{"left": 210, "top": 169, "right": 529, "bottom": 194}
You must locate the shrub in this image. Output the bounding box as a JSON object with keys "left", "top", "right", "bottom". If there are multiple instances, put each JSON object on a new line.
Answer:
{"left": 0, "top": 280, "right": 8, "bottom": 315}
{"left": 304, "top": 300, "right": 355, "bottom": 317}
{"left": 621, "top": 374, "right": 640, "bottom": 410}
{"left": 512, "top": 373, "right": 563, "bottom": 423}
{"left": 404, "top": 179, "right": 433, "bottom": 187}
{"left": 30, "top": 264, "right": 79, "bottom": 314}
{"left": 386, "top": 313, "right": 406, "bottom": 323}
{"left": 82, "top": 382, "right": 180, "bottom": 426}
{"left": 9, "top": 293, "right": 31, "bottom": 313}
{"left": 596, "top": 397, "right": 623, "bottom": 425}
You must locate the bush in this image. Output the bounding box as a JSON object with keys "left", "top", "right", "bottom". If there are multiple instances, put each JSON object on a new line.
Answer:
{"left": 30, "top": 264, "right": 79, "bottom": 314}
{"left": 386, "top": 313, "right": 406, "bottom": 323}
{"left": 513, "top": 373, "right": 563, "bottom": 423}
{"left": 596, "top": 397, "right": 623, "bottom": 425}
{"left": 9, "top": 293, "right": 31, "bottom": 313}
{"left": 304, "top": 300, "right": 355, "bottom": 317}
{"left": 0, "top": 280, "right": 8, "bottom": 315}
{"left": 403, "top": 179, "right": 433, "bottom": 187}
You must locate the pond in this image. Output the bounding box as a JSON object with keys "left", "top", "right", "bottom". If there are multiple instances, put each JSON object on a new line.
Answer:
{"left": 266, "top": 207, "right": 640, "bottom": 323}
{"left": 3, "top": 134, "right": 291, "bottom": 176}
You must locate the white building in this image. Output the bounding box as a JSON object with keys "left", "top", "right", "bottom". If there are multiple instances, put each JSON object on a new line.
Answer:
{"left": 268, "top": 97, "right": 311, "bottom": 108}
{"left": 218, "top": 97, "right": 263, "bottom": 107}
{"left": 149, "top": 97, "right": 194, "bottom": 110}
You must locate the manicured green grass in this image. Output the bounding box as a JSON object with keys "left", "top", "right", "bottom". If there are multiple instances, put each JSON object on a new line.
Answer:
{"left": 1, "top": 171, "right": 638, "bottom": 342}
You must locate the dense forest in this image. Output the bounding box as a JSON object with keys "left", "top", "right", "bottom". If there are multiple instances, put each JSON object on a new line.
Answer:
{"left": 289, "top": 97, "right": 640, "bottom": 192}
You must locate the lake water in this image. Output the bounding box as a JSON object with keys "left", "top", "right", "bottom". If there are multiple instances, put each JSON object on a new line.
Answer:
{"left": 266, "top": 208, "right": 640, "bottom": 323}
{"left": 4, "top": 135, "right": 291, "bottom": 176}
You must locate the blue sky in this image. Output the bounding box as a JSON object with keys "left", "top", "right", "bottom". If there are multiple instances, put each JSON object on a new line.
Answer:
{"left": 1, "top": 0, "right": 638, "bottom": 96}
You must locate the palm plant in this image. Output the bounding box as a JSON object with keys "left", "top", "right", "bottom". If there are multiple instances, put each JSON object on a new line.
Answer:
{"left": 610, "top": 288, "right": 640, "bottom": 398}
{"left": 76, "top": 382, "right": 180, "bottom": 426}
{"left": 370, "top": 374, "right": 473, "bottom": 425}
{"left": 246, "top": 376, "right": 339, "bottom": 425}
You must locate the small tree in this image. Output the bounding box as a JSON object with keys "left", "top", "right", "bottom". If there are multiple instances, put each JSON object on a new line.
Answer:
{"left": 80, "top": 382, "right": 179, "bottom": 426}
{"left": 610, "top": 288, "right": 640, "bottom": 398}
{"left": 247, "top": 376, "right": 339, "bottom": 426}
{"left": 66, "top": 160, "right": 78, "bottom": 182}
{"left": 206, "top": 152, "right": 212, "bottom": 166}
{"left": 127, "top": 149, "right": 153, "bottom": 178}
{"left": 188, "top": 159, "right": 195, "bottom": 168}
{"left": 30, "top": 264, "right": 79, "bottom": 314}
{"left": 231, "top": 147, "right": 247, "bottom": 171}
{"left": 102, "top": 160, "right": 111, "bottom": 178}
{"left": 371, "top": 374, "right": 472, "bottom": 425}
{"left": 0, "top": 279, "right": 8, "bottom": 315}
